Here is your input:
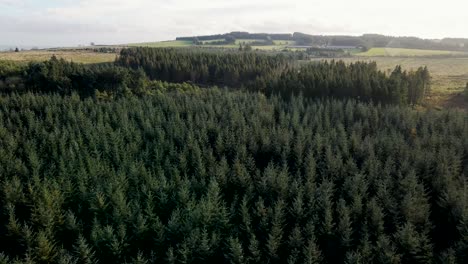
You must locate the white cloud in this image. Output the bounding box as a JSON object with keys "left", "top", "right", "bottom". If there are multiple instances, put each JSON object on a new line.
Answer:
{"left": 1, "top": 0, "right": 467, "bottom": 46}
{"left": 0, "top": 0, "right": 20, "bottom": 5}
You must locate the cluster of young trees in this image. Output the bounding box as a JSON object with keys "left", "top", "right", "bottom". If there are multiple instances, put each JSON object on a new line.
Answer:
{"left": 0, "top": 90, "right": 466, "bottom": 263}
{"left": 269, "top": 61, "right": 431, "bottom": 105}
{"left": 0, "top": 56, "right": 207, "bottom": 98}
{"left": 0, "top": 57, "right": 151, "bottom": 97}
{"left": 464, "top": 83, "right": 468, "bottom": 101}
{"left": 196, "top": 35, "right": 237, "bottom": 46}
{"left": 116, "top": 48, "right": 289, "bottom": 89}
{"left": 116, "top": 48, "right": 430, "bottom": 105}
{"left": 305, "top": 48, "right": 350, "bottom": 58}
{"left": 238, "top": 43, "right": 253, "bottom": 52}
{"left": 0, "top": 60, "right": 26, "bottom": 91}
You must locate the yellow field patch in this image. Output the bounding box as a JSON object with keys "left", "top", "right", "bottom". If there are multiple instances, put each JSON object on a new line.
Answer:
{"left": 127, "top": 41, "right": 193, "bottom": 47}
{"left": 357, "top": 47, "right": 468, "bottom": 57}
{"left": 0, "top": 50, "right": 116, "bottom": 64}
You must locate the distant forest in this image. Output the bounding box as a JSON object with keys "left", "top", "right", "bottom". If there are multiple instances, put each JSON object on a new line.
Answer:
{"left": 177, "top": 32, "right": 468, "bottom": 51}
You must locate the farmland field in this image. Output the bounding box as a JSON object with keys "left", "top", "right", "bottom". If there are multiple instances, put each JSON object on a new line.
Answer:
{"left": 357, "top": 47, "right": 468, "bottom": 57}
{"left": 204, "top": 39, "right": 292, "bottom": 50}
{"left": 273, "top": 40, "right": 295, "bottom": 45}
{"left": 129, "top": 39, "right": 297, "bottom": 50}
{"left": 127, "top": 40, "right": 193, "bottom": 47}
{"left": 200, "top": 39, "right": 225, "bottom": 44}
{"left": 251, "top": 45, "right": 289, "bottom": 50}
{"left": 0, "top": 50, "right": 116, "bottom": 64}
{"left": 235, "top": 39, "right": 261, "bottom": 44}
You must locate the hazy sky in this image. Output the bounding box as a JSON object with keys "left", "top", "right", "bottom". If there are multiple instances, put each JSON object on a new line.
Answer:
{"left": 1, "top": 0, "right": 467, "bottom": 47}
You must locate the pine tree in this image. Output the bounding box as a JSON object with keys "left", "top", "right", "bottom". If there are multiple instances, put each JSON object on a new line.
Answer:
{"left": 316, "top": 179, "right": 334, "bottom": 236}
{"left": 303, "top": 238, "right": 322, "bottom": 264}
{"left": 439, "top": 248, "right": 457, "bottom": 264}
{"left": 287, "top": 226, "right": 304, "bottom": 264}
{"left": 166, "top": 247, "right": 176, "bottom": 264}
{"left": 73, "top": 235, "right": 96, "bottom": 264}
{"left": 337, "top": 199, "right": 353, "bottom": 249}
{"left": 226, "top": 237, "right": 244, "bottom": 264}
{"left": 248, "top": 234, "right": 262, "bottom": 263}
{"left": 345, "top": 251, "right": 362, "bottom": 264}
{"left": 35, "top": 231, "right": 57, "bottom": 264}
{"left": 375, "top": 235, "right": 401, "bottom": 264}
{"left": 395, "top": 222, "right": 433, "bottom": 263}
{"left": 130, "top": 252, "right": 148, "bottom": 264}
{"left": 0, "top": 253, "right": 10, "bottom": 264}
{"left": 464, "top": 82, "right": 468, "bottom": 101}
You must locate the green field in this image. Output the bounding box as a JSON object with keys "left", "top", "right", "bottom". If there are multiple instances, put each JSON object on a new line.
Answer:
{"left": 128, "top": 39, "right": 297, "bottom": 50}
{"left": 200, "top": 39, "right": 224, "bottom": 44}
{"left": 251, "top": 45, "right": 288, "bottom": 51}
{"left": 237, "top": 39, "right": 296, "bottom": 50}
{"left": 0, "top": 50, "right": 116, "bottom": 64}
{"left": 235, "top": 39, "right": 260, "bottom": 44}
{"left": 199, "top": 39, "right": 265, "bottom": 45}
{"left": 357, "top": 47, "right": 468, "bottom": 57}
{"left": 127, "top": 40, "right": 193, "bottom": 48}
{"left": 273, "top": 40, "right": 295, "bottom": 45}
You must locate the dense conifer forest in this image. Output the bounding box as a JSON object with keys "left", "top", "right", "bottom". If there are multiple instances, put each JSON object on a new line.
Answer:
{"left": 0, "top": 47, "right": 467, "bottom": 263}
{"left": 0, "top": 90, "right": 467, "bottom": 263}
{"left": 117, "top": 48, "right": 430, "bottom": 105}
{"left": 1, "top": 49, "right": 430, "bottom": 105}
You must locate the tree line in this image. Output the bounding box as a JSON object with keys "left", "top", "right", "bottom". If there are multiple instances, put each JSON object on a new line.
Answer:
{"left": 0, "top": 57, "right": 155, "bottom": 97}
{"left": 0, "top": 90, "right": 466, "bottom": 263}
{"left": 116, "top": 48, "right": 289, "bottom": 89}
{"left": 0, "top": 57, "right": 202, "bottom": 98}
{"left": 465, "top": 83, "right": 468, "bottom": 101}
{"left": 176, "top": 32, "right": 294, "bottom": 42}
{"left": 267, "top": 61, "right": 431, "bottom": 105}
{"left": 176, "top": 31, "right": 468, "bottom": 52}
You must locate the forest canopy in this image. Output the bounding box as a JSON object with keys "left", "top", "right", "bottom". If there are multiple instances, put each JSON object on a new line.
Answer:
{"left": 0, "top": 90, "right": 467, "bottom": 263}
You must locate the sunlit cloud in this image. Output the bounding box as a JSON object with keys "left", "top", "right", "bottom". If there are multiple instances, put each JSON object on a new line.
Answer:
{"left": 0, "top": 0, "right": 466, "bottom": 46}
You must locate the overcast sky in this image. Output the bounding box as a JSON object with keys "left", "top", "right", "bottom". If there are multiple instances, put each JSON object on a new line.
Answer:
{"left": 1, "top": 0, "right": 467, "bottom": 47}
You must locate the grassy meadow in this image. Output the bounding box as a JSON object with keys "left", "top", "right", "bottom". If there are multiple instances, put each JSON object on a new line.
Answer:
{"left": 357, "top": 47, "right": 468, "bottom": 57}
{"left": 129, "top": 39, "right": 297, "bottom": 50}
{"left": 0, "top": 50, "right": 116, "bottom": 64}
{"left": 127, "top": 40, "right": 193, "bottom": 48}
